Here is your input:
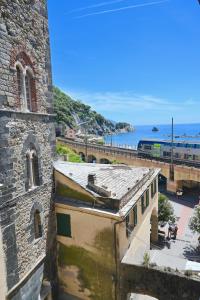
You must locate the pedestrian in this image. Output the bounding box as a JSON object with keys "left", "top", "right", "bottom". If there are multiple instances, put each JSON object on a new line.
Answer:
{"left": 174, "top": 225, "right": 178, "bottom": 240}
{"left": 168, "top": 225, "right": 172, "bottom": 239}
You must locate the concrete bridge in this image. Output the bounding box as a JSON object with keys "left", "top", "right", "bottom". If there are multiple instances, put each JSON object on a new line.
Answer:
{"left": 58, "top": 138, "right": 200, "bottom": 193}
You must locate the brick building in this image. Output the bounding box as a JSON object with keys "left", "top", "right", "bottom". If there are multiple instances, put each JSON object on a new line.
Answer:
{"left": 0, "top": 1, "right": 55, "bottom": 299}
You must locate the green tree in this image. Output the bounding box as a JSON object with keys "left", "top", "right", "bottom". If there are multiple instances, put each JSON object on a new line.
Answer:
{"left": 158, "top": 193, "right": 176, "bottom": 223}
{"left": 189, "top": 205, "right": 200, "bottom": 234}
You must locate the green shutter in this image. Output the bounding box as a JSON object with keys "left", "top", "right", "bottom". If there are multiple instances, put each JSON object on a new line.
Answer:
{"left": 57, "top": 213, "right": 71, "bottom": 237}
{"left": 146, "top": 190, "right": 149, "bottom": 207}
{"left": 151, "top": 183, "right": 154, "bottom": 198}
{"left": 133, "top": 205, "right": 137, "bottom": 226}
{"left": 141, "top": 195, "right": 145, "bottom": 214}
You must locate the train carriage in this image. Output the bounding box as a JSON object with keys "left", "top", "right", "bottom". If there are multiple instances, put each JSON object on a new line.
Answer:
{"left": 137, "top": 139, "right": 200, "bottom": 163}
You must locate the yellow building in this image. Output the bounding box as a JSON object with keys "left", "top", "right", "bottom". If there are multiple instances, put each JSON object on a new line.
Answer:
{"left": 54, "top": 161, "right": 160, "bottom": 300}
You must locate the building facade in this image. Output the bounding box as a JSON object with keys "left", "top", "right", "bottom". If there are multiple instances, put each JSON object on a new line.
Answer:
{"left": 54, "top": 161, "right": 159, "bottom": 300}
{"left": 0, "top": 1, "right": 55, "bottom": 299}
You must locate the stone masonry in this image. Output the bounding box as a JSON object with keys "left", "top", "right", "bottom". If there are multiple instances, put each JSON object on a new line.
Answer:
{"left": 0, "top": 1, "right": 55, "bottom": 299}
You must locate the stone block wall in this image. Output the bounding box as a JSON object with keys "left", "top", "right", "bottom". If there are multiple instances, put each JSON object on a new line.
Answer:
{"left": 0, "top": 0, "right": 53, "bottom": 114}
{"left": 0, "top": 0, "right": 56, "bottom": 299}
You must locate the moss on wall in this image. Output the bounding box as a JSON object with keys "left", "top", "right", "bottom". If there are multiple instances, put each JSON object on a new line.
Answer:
{"left": 58, "top": 228, "right": 115, "bottom": 300}
{"left": 57, "top": 183, "right": 94, "bottom": 204}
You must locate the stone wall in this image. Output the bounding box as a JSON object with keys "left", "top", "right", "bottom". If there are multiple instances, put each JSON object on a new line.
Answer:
{"left": 0, "top": 0, "right": 56, "bottom": 299}
{"left": 121, "top": 263, "right": 200, "bottom": 300}
{"left": 0, "top": 0, "right": 53, "bottom": 113}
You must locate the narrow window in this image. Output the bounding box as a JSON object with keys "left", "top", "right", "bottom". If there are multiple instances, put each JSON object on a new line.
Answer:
{"left": 16, "top": 66, "right": 23, "bottom": 99}
{"left": 34, "top": 210, "right": 42, "bottom": 239}
{"left": 141, "top": 195, "right": 145, "bottom": 214}
{"left": 146, "top": 190, "right": 149, "bottom": 207}
{"left": 25, "top": 149, "right": 40, "bottom": 191}
{"left": 126, "top": 214, "right": 130, "bottom": 237}
{"left": 25, "top": 72, "right": 32, "bottom": 111}
{"left": 32, "top": 152, "right": 40, "bottom": 186}
{"left": 57, "top": 213, "right": 71, "bottom": 237}
{"left": 133, "top": 205, "right": 137, "bottom": 227}
{"left": 26, "top": 153, "right": 31, "bottom": 191}
{"left": 151, "top": 183, "right": 154, "bottom": 198}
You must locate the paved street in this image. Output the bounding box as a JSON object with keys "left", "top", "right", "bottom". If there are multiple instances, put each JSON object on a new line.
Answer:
{"left": 149, "top": 188, "right": 200, "bottom": 275}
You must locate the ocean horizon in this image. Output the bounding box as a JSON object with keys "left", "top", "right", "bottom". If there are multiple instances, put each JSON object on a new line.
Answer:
{"left": 104, "top": 123, "right": 200, "bottom": 148}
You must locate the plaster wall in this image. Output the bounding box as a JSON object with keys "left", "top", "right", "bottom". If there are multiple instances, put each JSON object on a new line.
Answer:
{"left": 56, "top": 204, "right": 116, "bottom": 300}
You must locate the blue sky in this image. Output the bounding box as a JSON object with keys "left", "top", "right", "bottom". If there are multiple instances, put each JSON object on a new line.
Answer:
{"left": 48, "top": 0, "right": 200, "bottom": 125}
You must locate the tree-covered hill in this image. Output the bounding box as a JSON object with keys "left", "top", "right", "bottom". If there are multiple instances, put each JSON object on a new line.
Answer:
{"left": 53, "top": 86, "right": 133, "bottom": 135}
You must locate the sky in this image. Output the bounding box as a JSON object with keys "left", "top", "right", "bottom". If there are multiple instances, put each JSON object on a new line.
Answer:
{"left": 47, "top": 0, "right": 200, "bottom": 125}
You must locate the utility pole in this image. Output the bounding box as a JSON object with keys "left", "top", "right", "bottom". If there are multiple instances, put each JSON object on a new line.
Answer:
{"left": 170, "top": 117, "right": 174, "bottom": 181}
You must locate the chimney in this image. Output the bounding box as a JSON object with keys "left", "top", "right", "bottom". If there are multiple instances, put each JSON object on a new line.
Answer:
{"left": 88, "top": 173, "right": 97, "bottom": 185}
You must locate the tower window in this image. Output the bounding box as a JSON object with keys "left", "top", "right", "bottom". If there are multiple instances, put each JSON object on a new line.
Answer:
{"left": 16, "top": 65, "right": 23, "bottom": 99}
{"left": 14, "top": 56, "right": 37, "bottom": 112}
{"left": 25, "top": 72, "right": 32, "bottom": 111}
{"left": 26, "top": 149, "right": 40, "bottom": 191}
{"left": 34, "top": 210, "right": 42, "bottom": 239}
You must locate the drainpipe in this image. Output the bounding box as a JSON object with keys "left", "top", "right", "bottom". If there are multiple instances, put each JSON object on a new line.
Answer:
{"left": 114, "top": 217, "right": 126, "bottom": 300}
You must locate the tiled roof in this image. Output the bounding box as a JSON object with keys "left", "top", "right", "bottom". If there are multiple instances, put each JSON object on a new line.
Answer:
{"left": 54, "top": 161, "right": 156, "bottom": 200}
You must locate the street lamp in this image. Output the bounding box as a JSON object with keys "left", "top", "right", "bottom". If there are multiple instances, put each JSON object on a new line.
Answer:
{"left": 77, "top": 119, "right": 92, "bottom": 162}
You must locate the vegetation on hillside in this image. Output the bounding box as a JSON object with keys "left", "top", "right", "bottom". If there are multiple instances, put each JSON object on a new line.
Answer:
{"left": 53, "top": 86, "right": 133, "bottom": 135}
{"left": 56, "top": 143, "right": 83, "bottom": 163}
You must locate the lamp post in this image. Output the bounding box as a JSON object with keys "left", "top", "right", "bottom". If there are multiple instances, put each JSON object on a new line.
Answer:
{"left": 77, "top": 119, "right": 92, "bottom": 162}
{"left": 170, "top": 117, "right": 174, "bottom": 181}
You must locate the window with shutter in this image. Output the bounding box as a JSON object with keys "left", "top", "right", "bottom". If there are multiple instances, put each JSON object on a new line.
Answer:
{"left": 57, "top": 213, "right": 72, "bottom": 237}
{"left": 146, "top": 190, "right": 149, "bottom": 207}
{"left": 133, "top": 205, "right": 137, "bottom": 227}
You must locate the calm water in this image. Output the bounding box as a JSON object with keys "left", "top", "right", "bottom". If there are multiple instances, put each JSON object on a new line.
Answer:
{"left": 104, "top": 123, "right": 200, "bottom": 148}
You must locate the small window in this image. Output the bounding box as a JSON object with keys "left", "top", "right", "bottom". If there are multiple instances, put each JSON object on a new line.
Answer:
{"left": 141, "top": 195, "right": 145, "bottom": 214}
{"left": 133, "top": 205, "right": 137, "bottom": 227}
{"left": 25, "top": 72, "right": 32, "bottom": 111}
{"left": 146, "top": 190, "right": 149, "bottom": 207}
{"left": 34, "top": 210, "right": 42, "bottom": 239}
{"left": 57, "top": 213, "right": 71, "bottom": 237}
{"left": 25, "top": 149, "right": 40, "bottom": 191}
{"left": 16, "top": 66, "right": 23, "bottom": 99}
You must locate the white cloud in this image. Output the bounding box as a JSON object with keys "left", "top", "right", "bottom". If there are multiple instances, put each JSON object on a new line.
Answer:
{"left": 65, "top": 89, "right": 182, "bottom": 112}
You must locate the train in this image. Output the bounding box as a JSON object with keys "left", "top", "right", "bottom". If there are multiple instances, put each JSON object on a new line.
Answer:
{"left": 137, "top": 139, "right": 200, "bottom": 163}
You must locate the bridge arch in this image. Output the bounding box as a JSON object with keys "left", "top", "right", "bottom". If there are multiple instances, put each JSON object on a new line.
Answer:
{"left": 87, "top": 154, "right": 97, "bottom": 163}
{"left": 99, "top": 158, "right": 111, "bottom": 164}
{"left": 79, "top": 152, "right": 86, "bottom": 162}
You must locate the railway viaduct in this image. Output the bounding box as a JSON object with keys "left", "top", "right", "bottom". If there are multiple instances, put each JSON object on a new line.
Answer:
{"left": 58, "top": 138, "right": 200, "bottom": 194}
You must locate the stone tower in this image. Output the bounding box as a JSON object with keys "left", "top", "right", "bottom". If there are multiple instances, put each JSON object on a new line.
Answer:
{"left": 0, "top": 1, "right": 55, "bottom": 299}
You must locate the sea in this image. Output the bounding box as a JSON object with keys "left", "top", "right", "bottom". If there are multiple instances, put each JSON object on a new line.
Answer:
{"left": 104, "top": 123, "right": 200, "bottom": 149}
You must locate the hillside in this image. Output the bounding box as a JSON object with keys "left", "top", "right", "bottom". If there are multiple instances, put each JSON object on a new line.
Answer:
{"left": 53, "top": 87, "right": 133, "bottom": 136}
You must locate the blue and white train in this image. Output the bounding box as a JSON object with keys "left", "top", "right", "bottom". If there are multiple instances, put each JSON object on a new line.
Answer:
{"left": 137, "top": 139, "right": 200, "bottom": 163}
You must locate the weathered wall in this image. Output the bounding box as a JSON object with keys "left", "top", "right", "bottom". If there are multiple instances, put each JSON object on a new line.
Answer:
{"left": 0, "top": 0, "right": 55, "bottom": 298}
{"left": 56, "top": 204, "right": 116, "bottom": 300}
{"left": 121, "top": 263, "right": 200, "bottom": 300}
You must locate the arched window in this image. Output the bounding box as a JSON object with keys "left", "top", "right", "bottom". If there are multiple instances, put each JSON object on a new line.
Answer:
{"left": 14, "top": 55, "right": 37, "bottom": 112}
{"left": 34, "top": 210, "right": 42, "bottom": 239}
{"left": 25, "top": 149, "right": 40, "bottom": 191}
{"left": 16, "top": 65, "right": 23, "bottom": 99}
{"left": 25, "top": 71, "right": 32, "bottom": 111}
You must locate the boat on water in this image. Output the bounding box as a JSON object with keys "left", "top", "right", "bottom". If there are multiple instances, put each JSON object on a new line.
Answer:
{"left": 152, "top": 127, "right": 159, "bottom": 132}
